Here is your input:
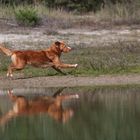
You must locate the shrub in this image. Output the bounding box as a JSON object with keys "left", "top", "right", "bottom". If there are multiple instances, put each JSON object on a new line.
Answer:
{"left": 15, "top": 6, "right": 40, "bottom": 27}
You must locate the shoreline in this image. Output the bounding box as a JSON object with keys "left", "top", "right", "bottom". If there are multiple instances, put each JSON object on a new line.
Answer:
{"left": 0, "top": 74, "right": 139, "bottom": 89}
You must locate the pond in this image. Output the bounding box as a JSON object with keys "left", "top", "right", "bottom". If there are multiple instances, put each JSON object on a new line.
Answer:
{"left": 0, "top": 86, "right": 140, "bottom": 140}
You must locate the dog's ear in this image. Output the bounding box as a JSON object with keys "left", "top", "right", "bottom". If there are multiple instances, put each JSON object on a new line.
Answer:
{"left": 55, "top": 41, "right": 61, "bottom": 46}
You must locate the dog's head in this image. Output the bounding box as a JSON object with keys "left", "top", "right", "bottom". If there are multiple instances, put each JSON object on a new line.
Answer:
{"left": 54, "top": 41, "right": 72, "bottom": 53}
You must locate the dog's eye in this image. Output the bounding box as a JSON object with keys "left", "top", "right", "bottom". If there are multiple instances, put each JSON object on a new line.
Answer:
{"left": 55, "top": 41, "right": 60, "bottom": 46}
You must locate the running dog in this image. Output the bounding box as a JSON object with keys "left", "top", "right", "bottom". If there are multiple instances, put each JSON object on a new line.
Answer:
{"left": 0, "top": 41, "right": 78, "bottom": 77}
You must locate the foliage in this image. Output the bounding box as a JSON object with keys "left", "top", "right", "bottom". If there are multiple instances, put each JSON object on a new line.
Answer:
{"left": 0, "top": 0, "right": 33, "bottom": 5}
{"left": 0, "top": 0, "right": 138, "bottom": 13}
{"left": 44, "top": 0, "right": 105, "bottom": 13}
{"left": 15, "top": 6, "right": 40, "bottom": 26}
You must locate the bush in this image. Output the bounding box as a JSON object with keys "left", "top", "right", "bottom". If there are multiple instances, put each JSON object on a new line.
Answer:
{"left": 15, "top": 6, "right": 40, "bottom": 26}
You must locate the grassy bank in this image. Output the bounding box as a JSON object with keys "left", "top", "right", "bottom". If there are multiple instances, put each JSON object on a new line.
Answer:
{"left": 62, "top": 41, "right": 140, "bottom": 76}
{"left": 0, "top": 41, "right": 139, "bottom": 77}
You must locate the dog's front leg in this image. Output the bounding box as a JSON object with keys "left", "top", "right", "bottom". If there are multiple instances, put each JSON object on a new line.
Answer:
{"left": 40, "top": 63, "right": 54, "bottom": 68}
{"left": 52, "top": 66, "right": 67, "bottom": 75}
{"left": 31, "top": 62, "right": 54, "bottom": 68}
{"left": 55, "top": 63, "right": 78, "bottom": 68}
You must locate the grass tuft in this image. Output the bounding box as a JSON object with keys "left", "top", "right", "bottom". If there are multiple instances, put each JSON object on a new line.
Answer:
{"left": 14, "top": 6, "right": 40, "bottom": 26}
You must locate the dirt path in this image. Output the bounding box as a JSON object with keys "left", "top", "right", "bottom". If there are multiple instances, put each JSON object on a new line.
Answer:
{"left": 0, "top": 74, "right": 139, "bottom": 89}
{"left": 0, "top": 27, "right": 140, "bottom": 49}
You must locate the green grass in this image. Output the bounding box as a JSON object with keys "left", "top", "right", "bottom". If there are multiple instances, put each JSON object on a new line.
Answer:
{"left": 0, "top": 41, "right": 140, "bottom": 77}
{"left": 61, "top": 41, "right": 140, "bottom": 76}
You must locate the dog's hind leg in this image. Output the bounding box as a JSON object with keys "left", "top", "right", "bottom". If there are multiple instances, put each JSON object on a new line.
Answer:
{"left": 7, "top": 64, "right": 15, "bottom": 77}
{"left": 7, "top": 63, "right": 25, "bottom": 77}
{"left": 7, "top": 54, "right": 26, "bottom": 77}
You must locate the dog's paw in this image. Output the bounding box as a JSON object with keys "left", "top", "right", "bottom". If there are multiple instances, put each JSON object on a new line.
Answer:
{"left": 74, "top": 64, "right": 78, "bottom": 68}
{"left": 75, "top": 94, "right": 79, "bottom": 98}
{"left": 7, "top": 73, "right": 13, "bottom": 78}
{"left": 7, "top": 73, "right": 9, "bottom": 77}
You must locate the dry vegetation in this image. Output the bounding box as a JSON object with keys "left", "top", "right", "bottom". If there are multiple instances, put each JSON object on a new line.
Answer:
{"left": 0, "top": 1, "right": 140, "bottom": 29}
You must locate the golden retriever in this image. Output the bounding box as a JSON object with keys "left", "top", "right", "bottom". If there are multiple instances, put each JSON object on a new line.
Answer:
{"left": 0, "top": 41, "right": 78, "bottom": 77}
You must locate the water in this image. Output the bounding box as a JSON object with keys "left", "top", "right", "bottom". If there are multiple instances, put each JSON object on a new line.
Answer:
{"left": 0, "top": 86, "right": 140, "bottom": 140}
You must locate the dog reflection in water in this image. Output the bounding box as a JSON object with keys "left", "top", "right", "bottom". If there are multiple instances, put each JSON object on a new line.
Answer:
{"left": 0, "top": 89, "right": 79, "bottom": 125}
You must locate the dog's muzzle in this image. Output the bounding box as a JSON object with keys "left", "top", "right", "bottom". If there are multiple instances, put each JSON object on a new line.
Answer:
{"left": 67, "top": 47, "right": 72, "bottom": 51}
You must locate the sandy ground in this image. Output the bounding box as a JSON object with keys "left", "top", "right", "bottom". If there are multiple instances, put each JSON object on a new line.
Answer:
{"left": 0, "top": 25, "right": 140, "bottom": 49}
{"left": 0, "top": 74, "right": 139, "bottom": 89}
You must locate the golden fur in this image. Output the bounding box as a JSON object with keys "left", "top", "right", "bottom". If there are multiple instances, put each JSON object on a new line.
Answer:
{"left": 0, "top": 41, "right": 78, "bottom": 77}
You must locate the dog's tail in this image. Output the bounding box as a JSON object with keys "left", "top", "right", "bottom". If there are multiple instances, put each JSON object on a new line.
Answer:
{"left": 0, "top": 43, "right": 13, "bottom": 56}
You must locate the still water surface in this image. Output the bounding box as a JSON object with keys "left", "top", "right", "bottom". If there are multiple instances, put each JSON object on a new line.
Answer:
{"left": 0, "top": 86, "right": 140, "bottom": 140}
